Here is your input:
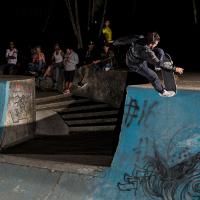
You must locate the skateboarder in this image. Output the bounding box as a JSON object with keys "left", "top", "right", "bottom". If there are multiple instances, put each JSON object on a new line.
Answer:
{"left": 124, "top": 32, "right": 184, "bottom": 97}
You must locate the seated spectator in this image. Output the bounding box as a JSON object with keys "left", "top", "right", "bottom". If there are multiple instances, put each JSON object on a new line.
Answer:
{"left": 43, "top": 43, "right": 64, "bottom": 90}
{"left": 63, "top": 46, "right": 79, "bottom": 95}
{"left": 0, "top": 41, "right": 18, "bottom": 75}
{"left": 100, "top": 43, "right": 116, "bottom": 71}
{"left": 27, "top": 46, "right": 46, "bottom": 75}
{"left": 77, "top": 41, "right": 100, "bottom": 87}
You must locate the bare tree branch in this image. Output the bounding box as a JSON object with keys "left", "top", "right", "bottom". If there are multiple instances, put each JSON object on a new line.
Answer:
{"left": 64, "top": 0, "right": 78, "bottom": 38}
{"left": 98, "top": 0, "right": 108, "bottom": 37}
{"left": 88, "top": 0, "right": 92, "bottom": 31}
{"left": 75, "top": 0, "right": 83, "bottom": 48}
{"left": 192, "top": 0, "right": 198, "bottom": 24}
{"left": 91, "top": 0, "right": 95, "bottom": 23}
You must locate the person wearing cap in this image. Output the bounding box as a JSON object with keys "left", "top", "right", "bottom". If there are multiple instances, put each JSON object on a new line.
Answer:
{"left": 100, "top": 43, "right": 116, "bottom": 71}
{"left": 77, "top": 41, "right": 100, "bottom": 87}
{"left": 126, "top": 32, "right": 184, "bottom": 97}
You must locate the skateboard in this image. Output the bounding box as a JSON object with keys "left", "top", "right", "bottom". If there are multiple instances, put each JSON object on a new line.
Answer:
{"left": 161, "top": 69, "right": 177, "bottom": 93}
{"left": 160, "top": 53, "right": 177, "bottom": 93}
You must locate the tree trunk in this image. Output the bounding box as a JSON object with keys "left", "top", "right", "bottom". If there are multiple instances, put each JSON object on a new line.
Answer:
{"left": 98, "top": 0, "right": 108, "bottom": 38}
{"left": 64, "top": 0, "right": 79, "bottom": 45}
{"left": 74, "top": 0, "right": 83, "bottom": 48}
{"left": 91, "top": 0, "right": 95, "bottom": 23}
{"left": 192, "top": 0, "right": 198, "bottom": 24}
{"left": 87, "top": 0, "right": 92, "bottom": 31}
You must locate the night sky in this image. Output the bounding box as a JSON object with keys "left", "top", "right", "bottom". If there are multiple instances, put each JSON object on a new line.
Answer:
{"left": 0, "top": 0, "right": 199, "bottom": 70}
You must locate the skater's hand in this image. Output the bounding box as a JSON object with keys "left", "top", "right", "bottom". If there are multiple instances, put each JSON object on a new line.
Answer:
{"left": 175, "top": 67, "right": 184, "bottom": 74}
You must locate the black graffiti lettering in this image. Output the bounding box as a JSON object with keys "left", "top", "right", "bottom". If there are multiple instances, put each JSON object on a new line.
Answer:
{"left": 117, "top": 167, "right": 154, "bottom": 196}
{"left": 118, "top": 144, "right": 200, "bottom": 199}
{"left": 138, "top": 101, "right": 158, "bottom": 126}
{"left": 124, "top": 98, "right": 139, "bottom": 127}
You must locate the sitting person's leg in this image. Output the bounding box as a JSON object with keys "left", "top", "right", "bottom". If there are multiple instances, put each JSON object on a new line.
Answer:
{"left": 0, "top": 64, "right": 7, "bottom": 74}
{"left": 8, "top": 64, "right": 17, "bottom": 75}
{"left": 43, "top": 65, "right": 52, "bottom": 78}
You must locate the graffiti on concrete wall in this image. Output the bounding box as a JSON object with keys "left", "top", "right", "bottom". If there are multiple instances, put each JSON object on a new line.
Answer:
{"left": 8, "top": 83, "right": 33, "bottom": 124}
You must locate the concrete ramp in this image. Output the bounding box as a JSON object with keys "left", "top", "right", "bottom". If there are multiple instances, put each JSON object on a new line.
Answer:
{"left": 1, "top": 85, "right": 200, "bottom": 200}
{"left": 93, "top": 85, "right": 200, "bottom": 199}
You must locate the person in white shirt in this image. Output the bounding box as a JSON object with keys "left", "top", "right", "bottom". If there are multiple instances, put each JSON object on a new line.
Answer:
{"left": 63, "top": 46, "right": 79, "bottom": 94}
{"left": 0, "top": 41, "right": 18, "bottom": 74}
{"left": 44, "top": 43, "right": 64, "bottom": 90}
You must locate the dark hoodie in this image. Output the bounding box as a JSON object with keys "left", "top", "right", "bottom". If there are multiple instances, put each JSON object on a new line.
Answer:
{"left": 126, "top": 37, "right": 176, "bottom": 71}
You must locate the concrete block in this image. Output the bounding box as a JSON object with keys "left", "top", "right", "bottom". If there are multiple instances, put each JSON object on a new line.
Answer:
{"left": 0, "top": 76, "right": 35, "bottom": 149}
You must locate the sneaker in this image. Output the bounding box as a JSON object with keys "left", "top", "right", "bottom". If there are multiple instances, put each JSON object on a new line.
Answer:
{"left": 78, "top": 82, "right": 88, "bottom": 88}
{"left": 28, "top": 71, "right": 36, "bottom": 75}
{"left": 63, "top": 89, "right": 71, "bottom": 95}
{"left": 104, "top": 67, "right": 111, "bottom": 71}
{"left": 155, "top": 67, "right": 161, "bottom": 71}
{"left": 159, "top": 89, "right": 176, "bottom": 97}
{"left": 78, "top": 81, "right": 83, "bottom": 87}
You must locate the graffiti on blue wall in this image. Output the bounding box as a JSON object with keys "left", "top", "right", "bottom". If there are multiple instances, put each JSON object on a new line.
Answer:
{"left": 115, "top": 88, "right": 200, "bottom": 200}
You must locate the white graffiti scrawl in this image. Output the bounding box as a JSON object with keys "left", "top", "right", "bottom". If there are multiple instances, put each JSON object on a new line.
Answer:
{"left": 9, "top": 87, "right": 32, "bottom": 124}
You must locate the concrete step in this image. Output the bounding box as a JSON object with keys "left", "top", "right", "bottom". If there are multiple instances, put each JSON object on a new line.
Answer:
{"left": 69, "top": 125, "right": 116, "bottom": 132}
{"left": 36, "top": 93, "right": 70, "bottom": 104}
{"left": 66, "top": 118, "right": 117, "bottom": 126}
{"left": 62, "top": 110, "right": 119, "bottom": 119}
{"left": 36, "top": 99, "right": 90, "bottom": 111}
{"left": 1, "top": 154, "right": 113, "bottom": 167}
{"left": 54, "top": 104, "right": 110, "bottom": 113}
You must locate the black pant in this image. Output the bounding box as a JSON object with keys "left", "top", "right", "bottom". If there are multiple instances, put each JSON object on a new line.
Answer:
{"left": 0, "top": 64, "right": 16, "bottom": 75}
{"left": 126, "top": 48, "right": 165, "bottom": 93}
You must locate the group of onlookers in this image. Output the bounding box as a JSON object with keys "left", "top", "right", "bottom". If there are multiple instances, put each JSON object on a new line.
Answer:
{"left": 0, "top": 20, "right": 116, "bottom": 94}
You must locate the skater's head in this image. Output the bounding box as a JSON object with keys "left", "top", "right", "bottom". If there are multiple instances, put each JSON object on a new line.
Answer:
{"left": 146, "top": 32, "right": 160, "bottom": 49}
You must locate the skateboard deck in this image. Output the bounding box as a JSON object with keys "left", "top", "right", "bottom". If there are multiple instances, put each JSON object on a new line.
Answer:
{"left": 161, "top": 69, "right": 177, "bottom": 93}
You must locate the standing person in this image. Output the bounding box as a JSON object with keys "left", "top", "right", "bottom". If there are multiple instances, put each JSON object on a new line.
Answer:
{"left": 102, "top": 20, "right": 113, "bottom": 44}
{"left": 125, "top": 32, "right": 184, "bottom": 97}
{"left": 0, "top": 41, "right": 18, "bottom": 74}
{"left": 44, "top": 43, "right": 64, "bottom": 90}
{"left": 63, "top": 46, "right": 79, "bottom": 95}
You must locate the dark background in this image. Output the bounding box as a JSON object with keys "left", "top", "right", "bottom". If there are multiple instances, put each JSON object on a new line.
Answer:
{"left": 0, "top": 0, "right": 199, "bottom": 70}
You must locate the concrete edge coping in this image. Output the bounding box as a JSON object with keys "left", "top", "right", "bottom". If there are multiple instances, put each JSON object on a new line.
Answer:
{"left": 0, "top": 154, "right": 107, "bottom": 176}
{"left": 129, "top": 84, "right": 200, "bottom": 91}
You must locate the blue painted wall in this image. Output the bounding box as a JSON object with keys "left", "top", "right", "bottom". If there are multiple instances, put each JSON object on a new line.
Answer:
{"left": 0, "top": 81, "right": 9, "bottom": 140}
{"left": 93, "top": 86, "right": 200, "bottom": 200}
